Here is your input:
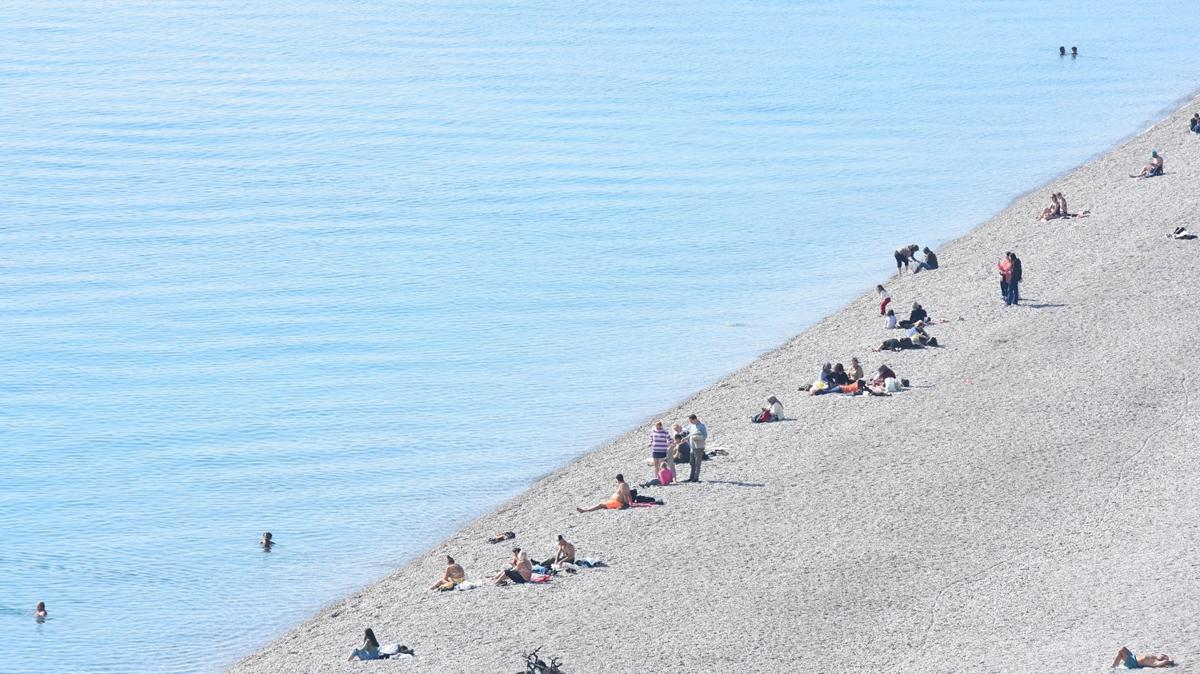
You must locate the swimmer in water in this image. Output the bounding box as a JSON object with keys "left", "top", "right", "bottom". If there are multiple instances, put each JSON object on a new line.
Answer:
{"left": 1071, "top": 46, "right": 1078, "bottom": 57}
{"left": 1059, "top": 46, "right": 1066, "bottom": 56}
{"left": 35, "top": 602, "right": 47, "bottom": 622}
{"left": 260, "top": 532, "right": 274, "bottom": 550}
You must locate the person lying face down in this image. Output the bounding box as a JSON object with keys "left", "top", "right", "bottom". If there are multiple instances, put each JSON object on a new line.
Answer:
{"left": 576, "top": 474, "right": 631, "bottom": 513}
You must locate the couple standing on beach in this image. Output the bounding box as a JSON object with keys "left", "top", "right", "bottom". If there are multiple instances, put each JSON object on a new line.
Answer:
{"left": 998, "top": 252, "right": 1023, "bottom": 306}
{"left": 650, "top": 416, "right": 707, "bottom": 483}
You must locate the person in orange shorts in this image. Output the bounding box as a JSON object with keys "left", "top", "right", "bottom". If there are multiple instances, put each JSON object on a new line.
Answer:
{"left": 576, "top": 474, "right": 632, "bottom": 513}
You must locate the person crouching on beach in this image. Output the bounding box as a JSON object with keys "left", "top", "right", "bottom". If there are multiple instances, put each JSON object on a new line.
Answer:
{"left": 430, "top": 555, "right": 465, "bottom": 591}
{"left": 877, "top": 285, "right": 891, "bottom": 315}
{"left": 577, "top": 474, "right": 632, "bottom": 513}
{"left": 894, "top": 244, "right": 919, "bottom": 273}
{"left": 648, "top": 420, "right": 670, "bottom": 477}
{"left": 670, "top": 422, "right": 691, "bottom": 464}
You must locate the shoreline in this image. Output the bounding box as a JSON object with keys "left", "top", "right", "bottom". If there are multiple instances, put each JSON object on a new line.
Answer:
{"left": 230, "top": 93, "right": 1200, "bottom": 673}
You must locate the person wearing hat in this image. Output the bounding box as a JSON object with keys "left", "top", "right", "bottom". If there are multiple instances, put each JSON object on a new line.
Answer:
{"left": 1131, "top": 150, "right": 1164, "bottom": 178}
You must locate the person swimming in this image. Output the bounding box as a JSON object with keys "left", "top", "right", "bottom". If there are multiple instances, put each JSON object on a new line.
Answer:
{"left": 260, "top": 532, "right": 274, "bottom": 550}
{"left": 1059, "top": 46, "right": 1066, "bottom": 56}
{"left": 35, "top": 602, "right": 47, "bottom": 622}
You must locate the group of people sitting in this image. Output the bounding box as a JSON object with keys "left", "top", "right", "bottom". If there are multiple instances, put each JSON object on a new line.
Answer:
{"left": 874, "top": 320, "right": 938, "bottom": 351}
{"left": 1037, "top": 192, "right": 1087, "bottom": 221}
{"left": 808, "top": 360, "right": 902, "bottom": 396}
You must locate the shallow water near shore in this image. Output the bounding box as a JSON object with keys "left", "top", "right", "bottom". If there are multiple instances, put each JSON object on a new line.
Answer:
{"left": 2, "top": 1, "right": 1198, "bottom": 671}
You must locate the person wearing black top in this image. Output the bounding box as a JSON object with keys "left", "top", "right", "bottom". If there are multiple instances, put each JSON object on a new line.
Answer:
{"left": 830, "top": 363, "right": 851, "bottom": 386}
{"left": 1007, "top": 253, "right": 1022, "bottom": 306}
{"left": 913, "top": 247, "right": 939, "bottom": 273}
{"left": 898, "top": 303, "right": 928, "bottom": 329}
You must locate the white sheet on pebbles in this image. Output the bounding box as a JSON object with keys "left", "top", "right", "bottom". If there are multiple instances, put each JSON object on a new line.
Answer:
{"left": 229, "top": 96, "right": 1200, "bottom": 673}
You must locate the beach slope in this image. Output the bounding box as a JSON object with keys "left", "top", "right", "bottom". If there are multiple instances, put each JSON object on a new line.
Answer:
{"left": 230, "top": 96, "right": 1200, "bottom": 673}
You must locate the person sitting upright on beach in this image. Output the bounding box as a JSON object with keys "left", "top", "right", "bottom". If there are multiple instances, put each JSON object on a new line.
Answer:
{"left": 1130, "top": 151, "right": 1164, "bottom": 178}
{"left": 539, "top": 534, "right": 576, "bottom": 568}
{"left": 430, "top": 555, "right": 466, "bottom": 591}
{"left": 1038, "top": 192, "right": 1061, "bottom": 221}
{"left": 913, "top": 247, "right": 939, "bottom": 273}
{"left": 752, "top": 396, "right": 783, "bottom": 421}
{"left": 1111, "top": 646, "right": 1174, "bottom": 669}
{"left": 848, "top": 357, "right": 864, "bottom": 382}
{"left": 490, "top": 547, "right": 533, "bottom": 585}
{"left": 1190, "top": 113, "right": 1199, "bottom": 133}
{"left": 830, "top": 363, "right": 850, "bottom": 386}
{"left": 348, "top": 628, "right": 381, "bottom": 661}
{"left": 898, "top": 302, "right": 928, "bottom": 329}
{"left": 885, "top": 308, "right": 898, "bottom": 329}
{"left": 577, "top": 474, "right": 632, "bottom": 513}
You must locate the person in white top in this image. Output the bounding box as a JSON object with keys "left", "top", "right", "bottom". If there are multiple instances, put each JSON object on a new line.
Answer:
{"left": 885, "top": 309, "right": 897, "bottom": 329}
{"left": 877, "top": 285, "right": 891, "bottom": 315}
{"left": 768, "top": 396, "right": 784, "bottom": 421}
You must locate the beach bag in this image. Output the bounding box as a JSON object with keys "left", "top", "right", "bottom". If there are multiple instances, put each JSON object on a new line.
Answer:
{"left": 884, "top": 377, "right": 901, "bottom": 393}
{"left": 812, "top": 380, "right": 827, "bottom": 392}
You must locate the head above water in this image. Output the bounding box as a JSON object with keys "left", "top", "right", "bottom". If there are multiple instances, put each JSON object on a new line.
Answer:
{"left": 1059, "top": 46, "right": 1066, "bottom": 55}
{"left": 1071, "top": 46, "right": 1077, "bottom": 55}
{"left": 36, "top": 602, "right": 46, "bottom": 613}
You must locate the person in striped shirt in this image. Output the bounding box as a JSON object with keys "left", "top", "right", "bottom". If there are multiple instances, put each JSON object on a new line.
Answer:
{"left": 649, "top": 420, "right": 671, "bottom": 475}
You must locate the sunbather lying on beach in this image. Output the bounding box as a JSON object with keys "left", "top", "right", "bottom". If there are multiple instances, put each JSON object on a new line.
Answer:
{"left": 752, "top": 396, "right": 783, "bottom": 421}
{"left": 873, "top": 322, "right": 937, "bottom": 351}
{"left": 577, "top": 474, "right": 632, "bottom": 512}
{"left": 813, "top": 379, "right": 889, "bottom": 396}
{"left": 489, "top": 547, "right": 533, "bottom": 585}
{"left": 430, "top": 555, "right": 465, "bottom": 591}
{"left": 1111, "top": 646, "right": 1174, "bottom": 668}
{"left": 1131, "top": 151, "right": 1164, "bottom": 178}
{"left": 487, "top": 531, "right": 516, "bottom": 544}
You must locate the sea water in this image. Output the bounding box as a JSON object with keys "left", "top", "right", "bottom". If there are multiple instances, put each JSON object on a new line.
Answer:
{"left": 1, "top": 1, "right": 1197, "bottom": 671}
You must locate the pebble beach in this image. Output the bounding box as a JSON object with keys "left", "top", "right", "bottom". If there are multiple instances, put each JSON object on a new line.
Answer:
{"left": 229, "top": 95, "right": 1200, "bottom": 673}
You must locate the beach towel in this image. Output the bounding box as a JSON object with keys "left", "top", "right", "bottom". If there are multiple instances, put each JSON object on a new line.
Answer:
{"left": 530, "top": 573, "right": 553, "bottom": 583}
{"left": 456, "top": 581, "right": 480, "bottom": 591}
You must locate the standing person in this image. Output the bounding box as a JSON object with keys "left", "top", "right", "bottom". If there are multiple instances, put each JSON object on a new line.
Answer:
{"left": 648, "top": 421, "right": 671, "bottom": 476}
{"left": 998, "top": 253, "right": 1013, "bottom": 303}
{"left": 877, "top": 285, "right": 891, "bottom": 315}
{"left": 894, "top": 244, "right": 919, "bottom": 273}
{"left": 685, "top": 414, "right": 707, "bottom": 483}
{"left": 1007, "top": 252, "right": 1022, "bottom": 306}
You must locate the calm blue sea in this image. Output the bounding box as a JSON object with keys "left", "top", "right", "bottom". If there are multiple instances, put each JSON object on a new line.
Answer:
{"left": 2, "top": 1, "right": 1197, "bottom": 671}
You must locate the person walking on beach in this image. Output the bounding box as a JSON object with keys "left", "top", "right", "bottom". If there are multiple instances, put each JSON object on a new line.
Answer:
{"left": 649, "top": 421, "right": 671, "bottom": 476}
{"left": 894, "top": 244, "right": 919, "bottom": 273}
{"left": 877, "top": 285, "right": 891, "bottom": 315}
{"left": 685, "top": 414, "right": 708, "bottom": 482}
